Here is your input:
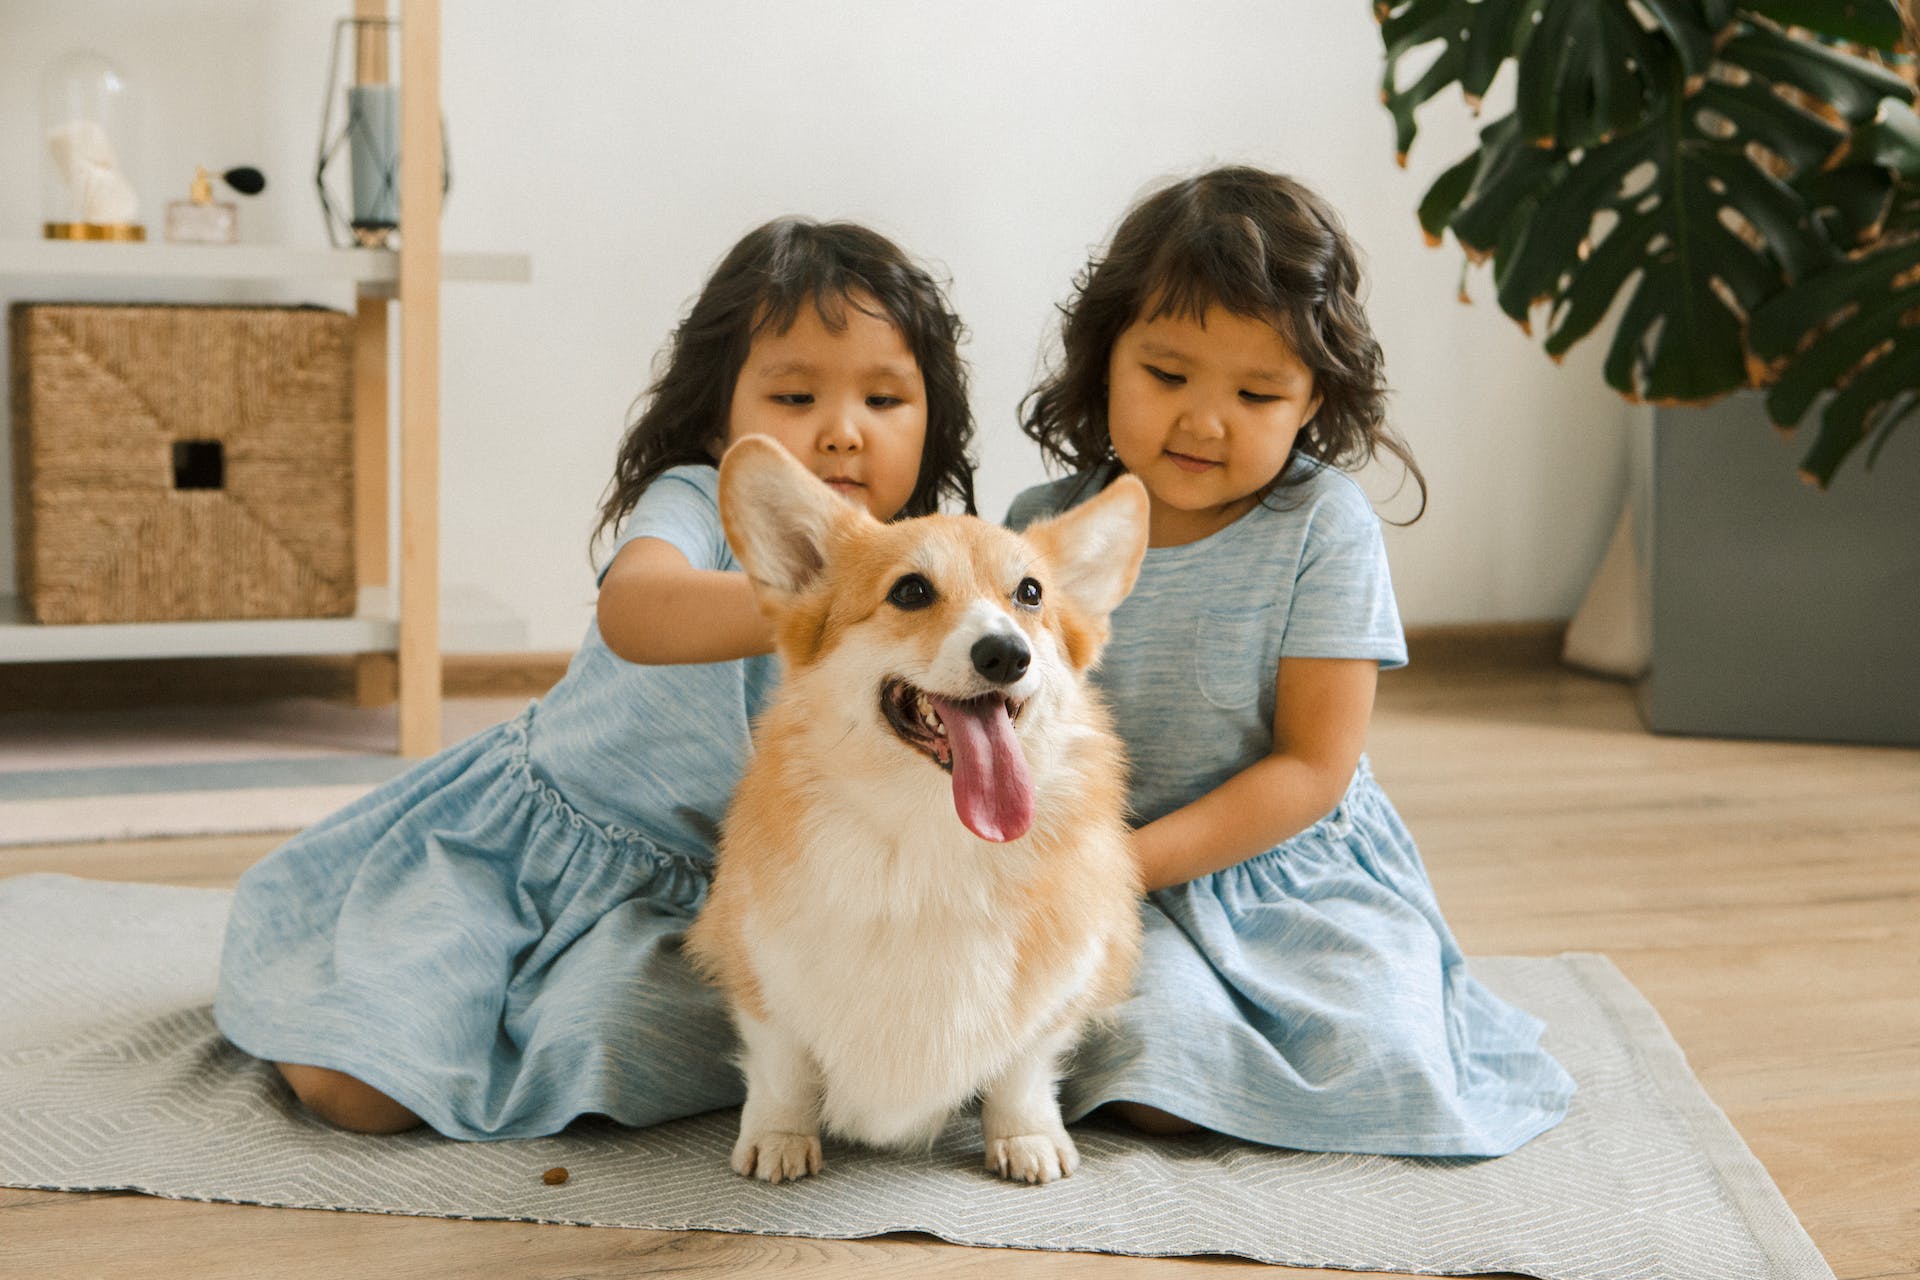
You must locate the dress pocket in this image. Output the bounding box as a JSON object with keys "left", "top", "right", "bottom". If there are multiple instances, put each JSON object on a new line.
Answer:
{"left": 1194, "top": 603, "right": 1275, "bottom": 710}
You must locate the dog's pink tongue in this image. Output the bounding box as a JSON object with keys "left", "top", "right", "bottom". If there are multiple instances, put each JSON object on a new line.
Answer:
{"left": 929, "top": 695, "right": 1034, "bottom": 843}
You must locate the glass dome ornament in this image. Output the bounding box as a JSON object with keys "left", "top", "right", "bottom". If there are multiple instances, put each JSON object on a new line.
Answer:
{"left": 41, "top": 50, "right": 146, "bottom": 241}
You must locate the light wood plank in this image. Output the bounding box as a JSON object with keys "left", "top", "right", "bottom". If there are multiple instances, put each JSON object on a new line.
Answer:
{"left": 395, "top": 0, "right": 442, "bottom": 757}
{"left": 0, "top": 239, "right": 528, "bottom": 286}
{"left": 353, "top": 285, "right": 393, "bottom": 709}
{"left": 1, "top": 656, "right": 1914, "bottom": 1278}
{"left": 353, "top": 0, "right": 390, "bottom": 80}
{"left": 353, "top": 295, "right": 390, "bottom": 594}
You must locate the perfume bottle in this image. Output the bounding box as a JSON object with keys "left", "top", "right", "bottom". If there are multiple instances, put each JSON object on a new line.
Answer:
{"left": 165, "top": 167, "right": 235, "bottom": 244}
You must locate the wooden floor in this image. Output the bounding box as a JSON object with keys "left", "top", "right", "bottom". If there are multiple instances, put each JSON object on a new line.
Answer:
{"left": 3, "top": 642, "right": 1915, "bottom": 1279}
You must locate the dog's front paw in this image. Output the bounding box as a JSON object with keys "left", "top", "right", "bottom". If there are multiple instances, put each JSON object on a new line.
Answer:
{"left": 985, "top": 1131, "right": 1079, "bottom": 1184}
{"left": 731, "top": 1130, "right": 823, "bottom": 1183}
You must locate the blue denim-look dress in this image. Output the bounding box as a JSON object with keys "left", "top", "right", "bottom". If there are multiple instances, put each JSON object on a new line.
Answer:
{"left": 1009, "top": 462, "right": 1574, "bottom": 1157}
{"left": 215, "top": 466, "right": 762, "bottom": 1139}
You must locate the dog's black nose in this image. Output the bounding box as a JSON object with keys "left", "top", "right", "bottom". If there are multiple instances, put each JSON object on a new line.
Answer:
{"left": 971, "top": 633, "right": 1031, "bottom": 685}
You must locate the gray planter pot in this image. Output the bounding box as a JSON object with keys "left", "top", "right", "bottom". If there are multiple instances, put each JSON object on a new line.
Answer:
{"left": 1641, "top": 391, "right": 1920, "bottom": 747}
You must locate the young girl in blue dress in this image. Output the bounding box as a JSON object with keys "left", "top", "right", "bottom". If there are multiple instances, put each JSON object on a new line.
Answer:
{"left": 215, "top": 218, "right": 977, "bottom": 1140}
{"left": 1009, "top": 167, "right": 1575, "bottom": 1157}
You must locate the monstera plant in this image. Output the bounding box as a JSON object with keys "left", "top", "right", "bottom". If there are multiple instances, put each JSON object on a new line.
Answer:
{"left": 1378, "top": 0, "right": 1920, "bottom": 486}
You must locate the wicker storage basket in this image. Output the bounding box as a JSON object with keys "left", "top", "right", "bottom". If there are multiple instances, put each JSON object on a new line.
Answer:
{"left": 9, "top": 303, "right": 356, "bottom": 624}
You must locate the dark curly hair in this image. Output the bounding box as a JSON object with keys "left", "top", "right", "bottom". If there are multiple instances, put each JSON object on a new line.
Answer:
{"left": 1021, "top": 166, "right": 1425, "bottom": 521}
{"left": 594, "top": 218, "right": 977, "bottom": 552}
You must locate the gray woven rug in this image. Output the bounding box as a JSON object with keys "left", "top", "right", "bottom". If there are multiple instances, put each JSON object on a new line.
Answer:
{"left": 0, "top": 874, "right": 1832, "bottom": 1279}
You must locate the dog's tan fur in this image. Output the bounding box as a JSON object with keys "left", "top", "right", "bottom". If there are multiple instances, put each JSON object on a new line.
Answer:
{"left": 685, "top": 437, "right": 1148, "bottom": 1184}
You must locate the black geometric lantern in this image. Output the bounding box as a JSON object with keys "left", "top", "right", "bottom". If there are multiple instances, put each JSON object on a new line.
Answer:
{"left": 315, "top": 17, "right": 448, "bottom": 249}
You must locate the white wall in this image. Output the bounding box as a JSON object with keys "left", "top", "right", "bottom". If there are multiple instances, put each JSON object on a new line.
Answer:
{"left": 1, "top": 0, "right": 1633, "bottom": 650}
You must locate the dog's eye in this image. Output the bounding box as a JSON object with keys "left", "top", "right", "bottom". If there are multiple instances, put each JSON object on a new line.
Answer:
{"left": 887, "top": 573, "right": 935, "bottom": 610}
{"left": 1015, "top": 578, "right": 1043, "bottom": 608}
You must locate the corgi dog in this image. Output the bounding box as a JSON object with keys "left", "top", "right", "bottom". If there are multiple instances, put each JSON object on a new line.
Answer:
{"left": 685, "top": 436, "right": 1149, "bottom": 1185}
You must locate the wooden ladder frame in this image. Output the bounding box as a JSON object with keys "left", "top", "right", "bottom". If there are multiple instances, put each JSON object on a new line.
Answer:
{"left": 352, "top": 0, "right": 442, "bottom": 756}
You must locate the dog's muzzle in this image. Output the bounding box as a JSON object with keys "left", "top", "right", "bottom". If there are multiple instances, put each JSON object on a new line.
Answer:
{"left": 879, "top": 678, "right": 1024, "bottom": 773}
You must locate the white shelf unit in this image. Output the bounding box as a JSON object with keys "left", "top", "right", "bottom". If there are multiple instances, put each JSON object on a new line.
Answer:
{"left": 1, "top": 0, "right": 516, "bottom": 756}
{"left": 0, "top": 240, "right": 529, "bottom": 293}
{"left": 0, "top": 587, "right": 526, "bottom": 663}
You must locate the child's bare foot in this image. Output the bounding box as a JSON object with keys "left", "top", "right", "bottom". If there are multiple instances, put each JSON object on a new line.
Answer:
{"left": 275, "top": 1062, "right": 423, "bottom": 1134}
{"left": 1107, "top": 1101, "right": 1200, "bottom": 1136}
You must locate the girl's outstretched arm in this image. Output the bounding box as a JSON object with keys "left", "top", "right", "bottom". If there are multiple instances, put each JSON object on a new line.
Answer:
{"left": 597, "top": 537, "right": 775, "bottom": 665}
{"left": 1131, "top": 657, "right": 1378, "bottom": 892}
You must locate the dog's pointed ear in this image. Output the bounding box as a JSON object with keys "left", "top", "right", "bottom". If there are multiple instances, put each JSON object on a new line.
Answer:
{"left": 1022, "top": 474, "right": 1150, "bottom": 618}
{"left": 718, "top": 436, "right": 868, "bottom": 608}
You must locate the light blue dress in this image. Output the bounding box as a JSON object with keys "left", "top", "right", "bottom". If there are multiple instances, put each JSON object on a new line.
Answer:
{"left": 215, "top": 465, "right": 763, "bottom": 1140}
{"left": 1008, "top": 461, "right": 1575, "bottom": 1157}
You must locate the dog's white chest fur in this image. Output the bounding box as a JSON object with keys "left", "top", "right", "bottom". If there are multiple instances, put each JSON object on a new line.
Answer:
{"left": 742, "top": 814, "right": 1082, "bottom": 1148}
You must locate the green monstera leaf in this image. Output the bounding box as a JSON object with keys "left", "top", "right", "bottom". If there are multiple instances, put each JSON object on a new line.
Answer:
{"left": 1751, "top": 100, "right": 1920, "bottom": 485}
{"left": 1380, "top": 0, "right": 1715, "bottom": 159}
{"left": 1380, "top": 0, "right": 1918, "bottom": 479}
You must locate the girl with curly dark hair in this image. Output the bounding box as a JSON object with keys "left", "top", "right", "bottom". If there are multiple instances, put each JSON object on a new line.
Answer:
{"left": 594, "top": 217, "right": 976, "bottom": 663}
{"left": 218, "top": 218, "right": 979, "bottom": 1142}
{"left": 597, "top": 217, "right": 975, "bottom": 551}
{"left": 1008, "top": 167, "right": 1573, "bottom": 1159}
